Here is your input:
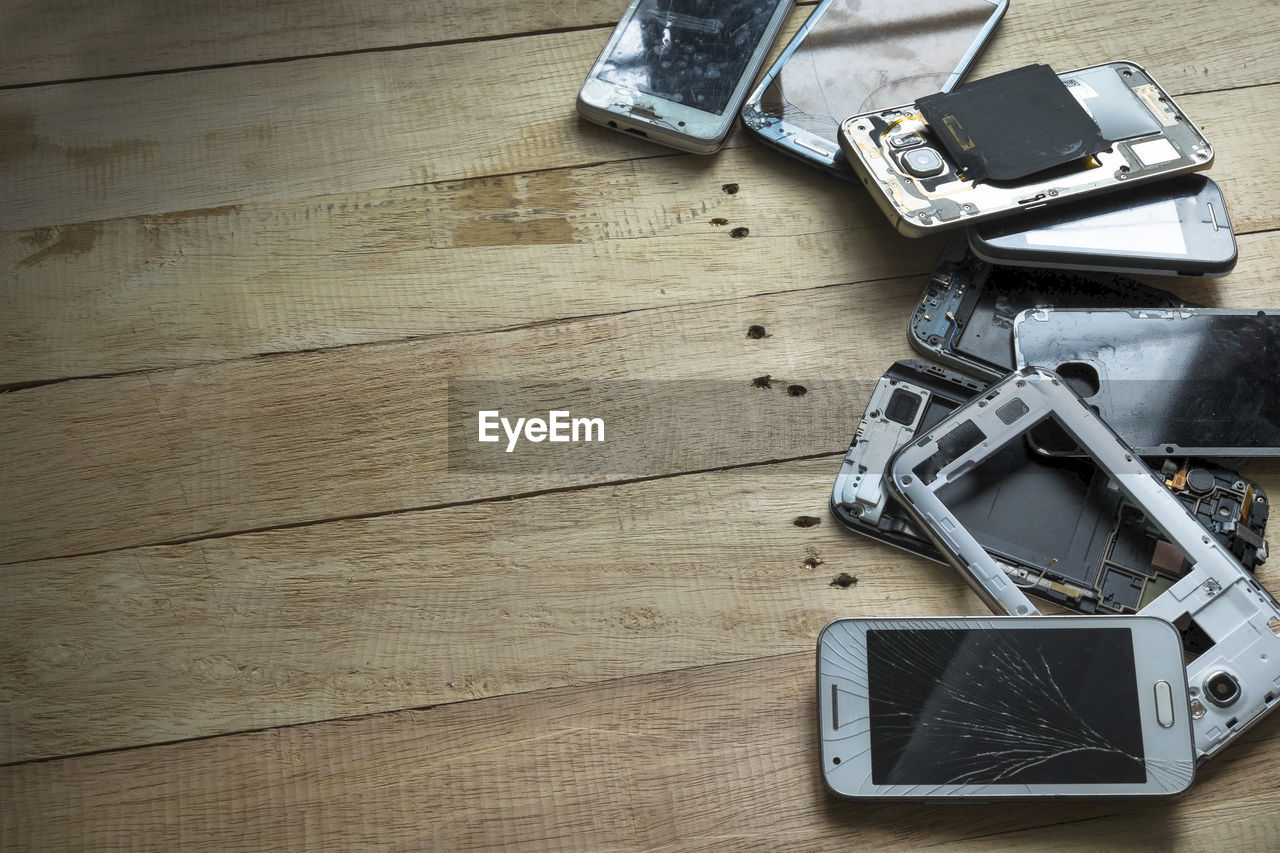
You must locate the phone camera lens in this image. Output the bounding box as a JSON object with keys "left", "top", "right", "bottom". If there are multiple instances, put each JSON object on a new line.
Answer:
{"left": 1205, "top": 671, "right": 1240, "bottom": 707}
{"left": 900, "top": 147, "right": 946, "bottom": 178}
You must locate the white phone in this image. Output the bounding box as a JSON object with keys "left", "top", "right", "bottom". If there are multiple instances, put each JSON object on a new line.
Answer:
{"left": 577, "top": 0, "right": 793, "bottom": 153}
{"left": 818, "top": 615, "right": 1196, "bottom": 799}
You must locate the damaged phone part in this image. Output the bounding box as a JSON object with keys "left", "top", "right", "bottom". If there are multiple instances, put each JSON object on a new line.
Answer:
{"left": 833, "top": 360, "right": 1268, "bottom": 620}
{"left": 887, "top": 367, "right": 1280, "bottom": 763}
{"left": 908, "top": 235, "right": 1196, "bottom": 382}
{"left": 914, "top": 63, "right": 1109, "bottom": 182}
{"left": 740, "top": 0, "right": 1008, "bottom": 176}
{"left": 817, "top": 615, "right": 1197, "bottom": 799}
{"left": 838, "top": 62, "right": 1214, "bottom": 237}
{"left": 1014, "top": 308, "right": 1280, "bottom": 457}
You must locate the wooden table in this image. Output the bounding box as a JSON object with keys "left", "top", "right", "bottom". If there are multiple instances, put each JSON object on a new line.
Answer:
{"left": 3, "top": 1, "right": 1279, "bottom": 848}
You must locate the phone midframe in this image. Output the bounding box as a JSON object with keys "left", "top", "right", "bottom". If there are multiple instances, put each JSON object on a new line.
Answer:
{"left": 839, "top": 62, "right": 1214, "bottom": 237}
{"left": 907, "top": 236, "right": 1195, "bottom": 383}
{"left": 818, "top": 615, "right": 1195, "bottom": 799}
{"left": 831, "top": 361, "right": 1269, "bottom": 624}
{"left": 888, "top": 367, "right": 1280, "bottom": 763}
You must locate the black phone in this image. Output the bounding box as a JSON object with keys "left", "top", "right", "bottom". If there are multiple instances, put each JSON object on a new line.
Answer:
{"left": 968, "top": 175, "right": 1237, "bottom": 277}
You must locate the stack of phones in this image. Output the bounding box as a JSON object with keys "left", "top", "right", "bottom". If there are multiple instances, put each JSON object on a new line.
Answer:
{"left": 824, "top": 368, "right": 1280, "bottom": 798}
{"left": 816, "top": 57, "right": 1277, "bottom": 802}
{"left": 577, "top": 0, "right": 1278, "bottom": 802}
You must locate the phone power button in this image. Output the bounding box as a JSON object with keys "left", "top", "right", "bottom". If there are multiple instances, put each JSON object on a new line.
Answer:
{"left": 1154, "top": 680, "right": 1176, "bottom": 728}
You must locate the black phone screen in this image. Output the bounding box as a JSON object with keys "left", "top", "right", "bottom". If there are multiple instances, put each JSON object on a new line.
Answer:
{"left": 756, "top": 0, "right": 1000, "bottom": 146}
{"left": 867, "top": 627, "right": 1146, "bottom": 785}
{"left": 595, "top": 0, "right": 783, "bottom": 115}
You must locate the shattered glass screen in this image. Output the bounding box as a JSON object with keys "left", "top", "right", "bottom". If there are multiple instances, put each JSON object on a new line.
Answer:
{"left": 754, "top": 0, "right": 999, "bottom": 145}
{"left": 867, "top": 627, "right": 1146, "bottom": 785}
{"left": 595, "top": 0, "right": 783, "bottom": 115}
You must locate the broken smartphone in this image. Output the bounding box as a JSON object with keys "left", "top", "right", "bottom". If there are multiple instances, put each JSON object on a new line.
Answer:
{"left": 1014, "top": 308, "right": 1280, "bottom": 457}
{"left": 818, "top": 615, "right": 1195, "bottom": 799}
{"left": 838, "top": 62, "right": 1214, "bottom": 237}
{"left": 888, "top": 367, "right": 1280, "bottom": 763}
{"left": 577, "top": 0, "right": 793, "bottom": 153}
{"left": 908, "top": 235, "right": 1197, "bottom": 383}
{"left": 968, "top": 175, "right": 1238, "bottom": 277}
{"left": 832, "top": 360, "right": 1268, "bottom": 618}
{"left": 740, "top": 0, "right": 1007, "bottom": 177}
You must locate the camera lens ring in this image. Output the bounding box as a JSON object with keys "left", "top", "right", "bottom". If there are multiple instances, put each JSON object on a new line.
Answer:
{"left": 1204, "top": 670, "right": 1241, "bottom": 707}
{"left": 899, "top": 147, "right": 946, "bottom": 178}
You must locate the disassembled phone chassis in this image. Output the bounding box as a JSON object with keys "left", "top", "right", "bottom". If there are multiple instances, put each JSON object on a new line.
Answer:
{"left": 890, "top": 367, "right": 1280, "bottom": 762}
{"left": 833, "top": 361, "right": 1268, "bottom": 617}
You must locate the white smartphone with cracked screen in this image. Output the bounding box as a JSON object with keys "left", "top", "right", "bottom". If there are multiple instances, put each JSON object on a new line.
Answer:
{"left": 818, "top": 615, "right": 1196, "bottom": 799}
{"left": 577, "top": 0, "right": 794, "bottom": 153}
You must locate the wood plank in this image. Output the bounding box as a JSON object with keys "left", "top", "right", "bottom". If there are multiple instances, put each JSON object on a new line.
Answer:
{"left": 0, "top": 144, "right": 904, "bottom": 384}
{"left": 0, "top": 0, "right": 628, "bottom": 87}
{"left": 1, "top": 455, "right": 981, "bottom": 763}
{"left": 4, "top": 652, "right": 1279, "bottom": 850}
{"left": 2, "top": 0, "right": 1276, "bottom": 232}
{"left": 0, "top": 275, "right": 909, "bottom": 565}
{"left": 5, "top": 449, "right": 1280, "bottom": 763}
{"left": 4, "top": 80, "right": 1280, "bottom": 388}
{"left": 5, "top": 231, "right": 1279, "bottom": 566}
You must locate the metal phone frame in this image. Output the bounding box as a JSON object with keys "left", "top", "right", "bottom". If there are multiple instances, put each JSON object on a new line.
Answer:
{"left": 839, "top": 61, "right": 1215, "bottom": 237}
{"left": 889, "top": 366, "right": 1280, "bottom": 762}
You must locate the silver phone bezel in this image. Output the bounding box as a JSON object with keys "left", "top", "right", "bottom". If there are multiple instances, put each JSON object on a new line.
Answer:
{"left": 839, "top": 61, "right": 1214, "bottom": 237}
{"left": 887, "top": 367, "right": 1280, "bottom": 762}
{"left": 818, "top": 614, "right": 1196, "bottom": 799}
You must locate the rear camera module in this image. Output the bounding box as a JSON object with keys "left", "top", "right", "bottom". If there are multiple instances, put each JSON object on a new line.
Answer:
{"left": 900, "top": 147, "right": 946, "bottom": 178}
{"left": 1205, "top": 670, "right": 1241, "bottom": 707}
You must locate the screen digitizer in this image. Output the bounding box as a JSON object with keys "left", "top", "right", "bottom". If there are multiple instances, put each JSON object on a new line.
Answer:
{"left": 867, "top": 626, "right": 1145, "bottom": 785}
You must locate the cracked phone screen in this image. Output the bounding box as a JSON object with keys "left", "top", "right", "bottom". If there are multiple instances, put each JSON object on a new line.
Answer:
{"left": 595, "top": 0, "right": 782, "bottom": 115}
{"left": 750, "top": 0, "right": 1000, "bottom": 145}
{"left": 868, "top": 627, "right": 1146, "bottom": 784}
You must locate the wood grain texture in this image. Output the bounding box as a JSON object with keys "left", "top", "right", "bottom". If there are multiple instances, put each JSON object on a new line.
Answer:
{"left": 0, "top": 144, "right": 910, "bottom": 385}
{"left": 3, "top": 0, "right": 1280, "bottom": 846}
{"left": 4, "top": 652, "right": 1279, "bottom": 850}
{"left": 0, "top": 273, "right": 913, "bottom": 564}
{"left": 3, "top": 81, "right": 1280, "bottom": 387}
{"left": 0, "top": 0, "right": 626, "bottom": 87}
{"left": 2, "top": 0, "right": 1276, "bottom": 232}
{"left": 5, "top": 231, "right": 1279, "bottom": 566}
{"left": 2, "top": 455, "right": 995, "bottom": 763}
